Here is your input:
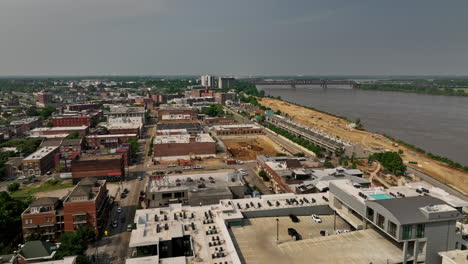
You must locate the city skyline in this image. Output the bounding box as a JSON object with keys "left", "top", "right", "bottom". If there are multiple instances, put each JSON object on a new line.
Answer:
{"left": 1, "top": 0, "right": 468, "bottom": 76}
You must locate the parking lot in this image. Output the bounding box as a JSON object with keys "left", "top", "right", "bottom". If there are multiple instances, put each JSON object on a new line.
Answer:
{"left": 231, "top": 215, "right": 402, "bottom": 264}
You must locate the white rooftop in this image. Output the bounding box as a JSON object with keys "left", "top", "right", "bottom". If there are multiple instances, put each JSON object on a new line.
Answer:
{"left": 23, "top": 146, "right": 59, "bottom": 160}
{"left": 211, "top": 124, "right": 261, "bottom": 130}
{"left": 154, "top": 134, "right": 214, "bottom": 144}
{"left": 30, "top": 126, "right": 88, "bottom": 132}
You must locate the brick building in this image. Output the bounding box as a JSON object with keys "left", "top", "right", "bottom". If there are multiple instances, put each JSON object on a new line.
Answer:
{"left": 71, "top": 154, "right": 125, "bottom": 183}
{"left": 63, "top": 178, "right": 109, "bottom": 234}
{"left": 102, "top": 117, "right": 143, "bottom": 138}
{"left": 21, "top": 179, "right": 109, "bottom": 240}
{"left": 21, "top": 197, "right": 63, "bottom": 241}
{"left": 106, "top": 106, "right": 146, "bottom": 124}
{"left": 21, "top": 146, "right": 60, "bottom": 177}
{"left": 210, "top": 124, "right": 263, "bottom": 136}
{"left": 48, "top": 111, "right": 102, "bottom": 127}
{"left": 67, "top": 103, "right": 100, "bottom": 112}
{"left": 157, "top": 106, "right": 198, "bottom": 121}
{"left": 9, "top": 117, "right": 41, "bottom": 135}
{"left": 153, "top": 134, "right": 216, "bottom": 160}
{"left": 148, "top": 93, "right": 184, "bottom": 104}
{"left": 36, "top": 90, "right": 53, "bottom": 107}
{"left": 85, "top": 134, "right": 137, "bottom": 148}
{"left": 203, "top": 116, "right": 236, "bottom": 126}
{"left": 29, "top": 126, "right": 89, "bottom": 138}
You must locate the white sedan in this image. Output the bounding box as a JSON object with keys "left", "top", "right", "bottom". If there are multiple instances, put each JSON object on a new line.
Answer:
{"left": 311, "top": 214, "right": 322, "bottom": 223}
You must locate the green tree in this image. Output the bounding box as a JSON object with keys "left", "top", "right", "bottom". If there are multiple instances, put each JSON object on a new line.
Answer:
{"left": 276, "top": 152, "right": 287, "bottom": 156}
{"left": 398, "top": 149, "right": 404, "bottom": 155}
{"left": 7, "top": 182, "right": 20, "bottom": 192}
{"left": 46, "top": 121, "right": 54, "bottom": 127}
{"left": 203, "top": 104, "right": 225, "bottom": 117}
{"left": 128, "top": 138, "right": 139, "bottom": 159}
{"left": 258, "top": 170, "right": 269, "bottom": 182}
{"left": 65, "top": 131, "right": 80, "bottom": 139}
{"left": 0, "top": 192, "right": 30, "bottom": 253}
{"left": 323, "top": 160, "right": 334, "bottom": 168}
{"left": 40, "top": 105, "right": 56, "bottom": 120}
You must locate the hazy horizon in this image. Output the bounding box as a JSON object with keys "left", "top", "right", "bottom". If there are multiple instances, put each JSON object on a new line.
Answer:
{"left": 1, "top": 0, "right": 468, "bottom": 76}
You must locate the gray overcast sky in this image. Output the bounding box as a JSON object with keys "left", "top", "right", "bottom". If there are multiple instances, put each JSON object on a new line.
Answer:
{"left": 1, "top": 0, "right": 468, "bottom": 76}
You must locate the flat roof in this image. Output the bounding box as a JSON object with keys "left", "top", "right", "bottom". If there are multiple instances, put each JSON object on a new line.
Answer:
{"left": 23, "top": 146, "right": 59, "bottom": 160}
{"left": 31, "top": 126, "right": 88, "bottom": 132}
{"left": 211, "top": 124, "right": 261, "bottom": 130}
{"left": 231, "top": 218, "right": 403, "bottom": 264}
{"left": 439, "top": 250, "right": 468, "bottom": 264}
{"left": 154, "top": 134, "right": 214, "bottom": 144}
{"left": 86, "top": 134, "right": 137, "bottom": 138}
{"left": 78, "top": 154, "right": 122, "bottom": 161}
{"left": 157, "top": 122, "right": 201, "bottom": 131}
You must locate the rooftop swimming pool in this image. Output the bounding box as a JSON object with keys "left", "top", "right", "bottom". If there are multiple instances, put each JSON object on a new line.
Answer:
{"left": 370, "top": 194, "right": 393, "bottom": 200}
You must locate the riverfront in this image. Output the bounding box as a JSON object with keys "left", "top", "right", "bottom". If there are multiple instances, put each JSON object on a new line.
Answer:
{"left": 258, "top": 86, "right": 468, "bottom": 166}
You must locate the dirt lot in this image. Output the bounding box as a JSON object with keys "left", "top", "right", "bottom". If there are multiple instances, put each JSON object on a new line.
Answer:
{"left": 222, "top": 135, "right": 283, "bottom": 161}
{"left": 259, "top": 97, "right": 468, "bottom": 195}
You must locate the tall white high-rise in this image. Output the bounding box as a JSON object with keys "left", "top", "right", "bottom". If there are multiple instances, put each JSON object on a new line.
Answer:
{"left": 200, "top": 75, "right": 216, "bottom": 88}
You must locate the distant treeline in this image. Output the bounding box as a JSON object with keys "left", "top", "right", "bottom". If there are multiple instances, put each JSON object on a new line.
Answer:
{"left": 360, "top": 83, "right": 468, "bottom": 97}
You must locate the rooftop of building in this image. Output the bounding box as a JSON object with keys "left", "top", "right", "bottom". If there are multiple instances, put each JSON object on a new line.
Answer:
{"left": 23, "top": 146, "right": 59, "bottom": 160}
{"left": 29, "top": 197, "right": 59, "bottom": 208}
{"left": 108, "top": 105, "right": 145, "bottom": 113}
{"left": 154, "top": 134, "right": 214, "bottom": 144}
{"left": 147, "top": 171, "right": 242, "bottom": 193}
{"left": 86, "top": 133, "right": 137, "bottom": 138}
{"left": 64, "top": 179, "right": 106, "bottom": 202}
{"left": 129, "top": 204, "right": 240, "bottom": 264}
{"left": 211, "top": 124, "right": 261, "bottom": 130}
{"left": 78, "top": 154, "right": 122, "bottom": 161}
{"left": 439, "top": 250, "right": 468, "bottom": 264}
{"left": 17, "top": 240, "right": 59, "bottom": 260}
{"left": 31, "top": 126, "right": 89, "bottom": 132}
{"left": 156, "top": 122, "right": 201, "bottom": 131}
{"left": 10, "top": 117, "right": 40, "bottom": 125}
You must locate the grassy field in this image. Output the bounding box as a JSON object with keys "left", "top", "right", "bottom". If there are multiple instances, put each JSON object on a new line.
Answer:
{"left": 11, "top": 180, "right": 73, "bottom": 198}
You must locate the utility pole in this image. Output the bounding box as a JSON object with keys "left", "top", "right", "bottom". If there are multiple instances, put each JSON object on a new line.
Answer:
{"left": 276, "top": 218, "right": 279, "bottom": 243}
{"left": 333, "top": 211, "right": 337, "bottom": 231}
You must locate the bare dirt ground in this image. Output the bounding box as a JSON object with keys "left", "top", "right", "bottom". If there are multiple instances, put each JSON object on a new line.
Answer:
{"left": 259, "top": 97, "right": 468, "bottom": 195}
{"left": 222, "top": 135, "right": 283, "bottom": 161}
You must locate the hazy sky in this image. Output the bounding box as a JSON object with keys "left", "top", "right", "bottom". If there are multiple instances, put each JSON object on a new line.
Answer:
{"left": 1, "top": 0, "right": 468, "bottom": 76}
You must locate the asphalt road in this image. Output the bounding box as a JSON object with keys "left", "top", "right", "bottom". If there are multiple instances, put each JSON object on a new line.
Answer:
{"left": 88, "top": 120, "right": 156, "bottom": 264}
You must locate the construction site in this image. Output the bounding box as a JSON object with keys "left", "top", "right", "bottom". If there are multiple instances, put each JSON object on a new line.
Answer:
{"left": 259, "top": 97, "right": 468, "bottom": 195}
{"left": 222, "top": 135, "right": 283, "bottom": 161}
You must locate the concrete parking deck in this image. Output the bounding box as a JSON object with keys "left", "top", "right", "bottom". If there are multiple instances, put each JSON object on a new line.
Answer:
{"left": 231, "top": 216, "right": 402, "bottom": 264}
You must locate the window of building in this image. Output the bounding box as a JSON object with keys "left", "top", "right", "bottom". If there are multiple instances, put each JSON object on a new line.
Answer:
{"left": 162, "top": 193, "right": 172, "bottom": 199}
{"left": 388, "top": 221, "right": 397, "bottom": 238}
{"left": 25, "top": 219, "right": 32, "bottom": 224}
{"left": 366, "top": 207, "right": 374, "bottom": 220}
{"left": 402, "top": 225, "right": 412, "bottom": 240}
{"left": 376, "top": 214, "right": 385, "bottom": 229}
{"left": 174, "top": 192, "right": 184, "bottom": 198}
{"left": 416, "top": 224, "right": 425, "bottom": 238}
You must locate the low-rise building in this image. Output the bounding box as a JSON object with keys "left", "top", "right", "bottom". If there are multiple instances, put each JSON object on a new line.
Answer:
{"left": 328, "top": 180, "right": 466, "bottom": 264}
{"left": 101, "top": 117, "right": 143, "bottom": 138}
{"left": 29, "top": 126, "right": 89, "bottom": 138}
{"left": 67, "top": 103, "right": 100, "bottom": 112}
{"left": 203, "top": 116, "right": 236, "bottom": 126}
{"left": 146, "top": 171, "right": 245, "bottom": 208}
{"left": 63, "top": 178, "right": 110, "bottom": 234}
{"left": 157, "top": 106, "right": 198, "bottom": 121}
{"left": 156, "top": 122, "right": 202, "bottom": 134}
{"left": 9, "top": 117, "right": 41, "bottom": 135}
{"left": 85, "top": 134, "right": 137, "bottom": 148}
{"left": 21, "top": 146, "right": 60, "bottom": 176}
{"left": 153, "top": 134, "right": 216, "bottom": 160}
{"left": 71, "top": 154, "right": 125, "bottom": 183}
{"left": 106, "top": 106, "right": 146, "bottom": 124}
{"left": 48, "top": 110, "right": 102, "bottom": 127}
{"left": 21, "top": 197, "right": 63, "bottom": 241}
{"left": 210, "top": 124, "right": 263, "bottom": 136}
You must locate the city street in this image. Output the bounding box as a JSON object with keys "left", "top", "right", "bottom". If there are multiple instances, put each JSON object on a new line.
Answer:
{"left": 87, "top": 120, "right": 156, "bottom": 264}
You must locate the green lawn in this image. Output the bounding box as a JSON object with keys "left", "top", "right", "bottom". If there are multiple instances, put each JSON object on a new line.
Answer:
{"left": 11, "top": 180, "right": 73, "bottom": 198}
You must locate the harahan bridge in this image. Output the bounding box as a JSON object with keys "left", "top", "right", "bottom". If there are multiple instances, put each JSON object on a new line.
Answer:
{"left": 249, "top": 79, "right": 358, "bottom": 89}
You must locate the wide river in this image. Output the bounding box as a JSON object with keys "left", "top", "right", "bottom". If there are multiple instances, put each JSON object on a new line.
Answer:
{"left": 257, "top": 86, "right": 468, "bottom": 165}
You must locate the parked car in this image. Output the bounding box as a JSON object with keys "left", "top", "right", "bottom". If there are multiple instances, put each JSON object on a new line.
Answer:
{"left": 117, "top": 207, "right": 122, "bottom": 213}
{"left": 127, "top": 224, "right": 134, "bottom": 232}
{"left": 138, "top": 176, "right": 143, "bottom": 181}
{"left": 120, "top": 193, "right": 126, "bottom": 199}
{"left": 319, "top": 230, "right": 328, "bottom": 236}
{"left": 167, "top": 164, "right": 176, "bottom": 167}
{"left": 288, "top": 228, "right": 300, "bottom": 240}
{"left": 112, "top": 220, "right": 118, "bottom": 228}
{"left": 289, "top": 214, "right": 299, "bottom": 223}
{"left": 123, "top": 188, "right": 129, "bottom": 194}
{"left": 194, "top": 165, "right": 203, "bottom": 169}
{"left": 175, "top": 170, "right": 183, "bottom": 174}
{"left": 311, "top": 214, "right": 322, "bottom": 223}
